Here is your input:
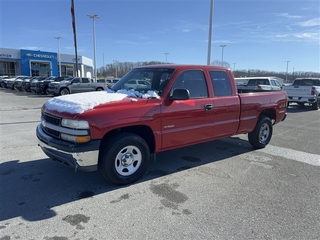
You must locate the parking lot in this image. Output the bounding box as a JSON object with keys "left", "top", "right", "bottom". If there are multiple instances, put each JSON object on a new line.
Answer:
{"left": 0, "top": 88, "right": 319, "bottom": 239}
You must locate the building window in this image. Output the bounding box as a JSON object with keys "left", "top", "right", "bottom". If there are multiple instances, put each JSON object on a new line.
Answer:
{"left": 0, "top": 61, "right": 16, "bottom": 76}
{"left": 30, "top": 61, "right": 51, "bottom": 76}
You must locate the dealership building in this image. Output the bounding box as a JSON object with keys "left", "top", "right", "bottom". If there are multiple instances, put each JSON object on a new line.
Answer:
{"left": 0, "top": 48, "right": 93, "bottom": 78}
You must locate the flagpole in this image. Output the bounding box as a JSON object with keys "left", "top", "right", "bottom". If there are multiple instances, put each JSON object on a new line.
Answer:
{"left": 71, "top": 0, "right": 79, "bottom": 77}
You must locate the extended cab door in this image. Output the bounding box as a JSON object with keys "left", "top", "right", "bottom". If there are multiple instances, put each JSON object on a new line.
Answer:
{"left": 70, "top": 78, "right": 91, "bottom": 93}
{"left": 209, "top": 70, "right": 241, "bottom": 138}
{"left": 161, "top": 70, "right": 214, "bottom": 150}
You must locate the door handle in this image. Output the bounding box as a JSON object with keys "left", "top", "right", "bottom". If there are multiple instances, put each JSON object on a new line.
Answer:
{"left": 204, "top": 104, "right": 213, "bottom": 111}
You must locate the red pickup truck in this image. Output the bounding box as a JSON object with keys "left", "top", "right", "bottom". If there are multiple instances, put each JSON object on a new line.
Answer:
{"left": 36, "top": 65, "right": 287, "bottom": 185}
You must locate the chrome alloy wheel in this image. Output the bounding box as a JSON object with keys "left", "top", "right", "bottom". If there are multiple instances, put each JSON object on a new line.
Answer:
{"left": 259, "top": 123, "right": 270, "bottom": 144}
{"left": 115, "top": 145, "right": 142, "bottom": 176}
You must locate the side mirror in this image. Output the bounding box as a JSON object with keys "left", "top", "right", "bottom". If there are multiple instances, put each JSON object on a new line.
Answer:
{"left": 168, "top": 88, "right": 190, "bottom": 101}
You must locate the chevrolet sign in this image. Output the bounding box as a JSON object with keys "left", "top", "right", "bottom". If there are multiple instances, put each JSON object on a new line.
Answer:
{"left": 25, "top": 53, "right": 55, "bottom": 59}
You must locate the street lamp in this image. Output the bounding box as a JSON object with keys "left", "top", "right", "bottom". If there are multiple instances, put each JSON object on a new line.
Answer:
{"left": 87, "top": 14, "right": 99, "bottom": 80}
{"left": 219, "top": 44, "right": 227, "bottom": 67}
{"left": 54, "top": 36, "right": 62, "bottom": 77}
{"left": 285, "top": 60, "right": 290, "bottom": 83}
{"left": 164, "top": 52, "right": 169, "bottom": 63}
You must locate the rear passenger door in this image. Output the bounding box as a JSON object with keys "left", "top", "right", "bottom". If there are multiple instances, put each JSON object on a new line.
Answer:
{"left": 209, "top": 70, "right": 241, "bottom": 138}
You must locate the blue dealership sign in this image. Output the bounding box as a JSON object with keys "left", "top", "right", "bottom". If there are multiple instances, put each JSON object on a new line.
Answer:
{"left": 20, "top": 49, "right": 58, "bottom": 76}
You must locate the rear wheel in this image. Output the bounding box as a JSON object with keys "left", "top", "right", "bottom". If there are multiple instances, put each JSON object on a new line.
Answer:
{"left": 311, "top": 96, "right": 320, "bottom": 110}
{"left": 248, "top": 116, "right": 273, "bottom": 149}
{"left": 59, "top": 88, "right": 69, "bottom": 95}
{"left": 96, "top": 87, "right": 103, "bottom": 91}
{"left": 99, "top": 133, "right": 150, "bottom": 185}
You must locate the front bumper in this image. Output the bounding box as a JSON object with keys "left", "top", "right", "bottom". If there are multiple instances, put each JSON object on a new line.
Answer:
{"left": 47, "top": 87, "right": 59, "bottom": 95}
{"left": 36, "top": 124, "right": 100, "bottom": 171}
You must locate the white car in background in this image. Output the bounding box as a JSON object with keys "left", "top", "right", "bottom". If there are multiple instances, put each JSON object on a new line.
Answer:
{"left": 283, "top": 78, "right": 320, "bottom": 110}
{"left": 235, "top": 76, "right": 283, "bottom": 93}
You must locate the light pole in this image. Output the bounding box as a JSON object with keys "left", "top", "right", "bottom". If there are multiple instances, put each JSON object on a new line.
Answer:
{"left": 207, "top": 0, "right": 214, "bottom": 65}
{"left": 54, "top": 36, "right": 62, "bottom": 77}
{"left": 113, "top": 60, "right": 118, "bottom": 78}
{"left": 285, "top": 60, "right": 290, "bottom": 83}
{"left": 220, "top": 44, "right": 227, "bottom": 67}
{"left": 233, "top": 63, "right": 236, "bottom": 72}
{"left": 164, "top": 52, "right": 169, "bottom": 63}
{"left": 87, "top": 14, "right": 99, "bottom": 80}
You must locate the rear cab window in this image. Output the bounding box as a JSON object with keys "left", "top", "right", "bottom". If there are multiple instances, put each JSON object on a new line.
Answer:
{"left": 209, "top": 71, "right": 232, "bottom": 96}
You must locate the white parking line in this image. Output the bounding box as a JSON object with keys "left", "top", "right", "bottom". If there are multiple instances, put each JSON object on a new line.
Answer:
{"left": 259, "top": 145, "right": 320, "bottom": 166}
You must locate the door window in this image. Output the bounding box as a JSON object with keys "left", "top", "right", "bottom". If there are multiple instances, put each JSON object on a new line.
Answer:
{"left": 172, "top": 70, "right": 208, "bottom": 98}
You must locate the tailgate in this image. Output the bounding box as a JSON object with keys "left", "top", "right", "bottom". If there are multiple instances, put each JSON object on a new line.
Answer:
{"left": 284, "top": 86, "right": 312, "bottom": 97}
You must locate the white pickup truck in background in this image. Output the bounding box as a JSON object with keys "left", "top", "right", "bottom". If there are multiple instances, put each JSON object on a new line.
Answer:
{"left": 235, "top": 77, "right": 283, "bottom": 93}
{"left": 283, "top": 78, "right": 320, "bottom": 110}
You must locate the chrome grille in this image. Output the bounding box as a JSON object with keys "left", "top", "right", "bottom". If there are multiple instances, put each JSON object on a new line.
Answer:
{"left": 42, "top": 112, "right": 61, "bottom": 126}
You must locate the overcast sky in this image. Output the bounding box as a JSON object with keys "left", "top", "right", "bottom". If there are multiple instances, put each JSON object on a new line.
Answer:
{"left": 1, "top": 0, "right": 319, "bottom": 73}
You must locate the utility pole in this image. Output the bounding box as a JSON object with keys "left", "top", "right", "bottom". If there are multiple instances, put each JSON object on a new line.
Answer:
{"left": 220, "top": 44, "right": 227, "bottom": 66}
{"left": 285, "top": 60, "right": 290, "bottom": 83}
{"left": 207, "top": 0, "right": 214, "bottom": 65}
{"left": 164, "top": 53, "right": 169, "bottom": 63}
{"left": 113, "top": 60, "right": 118, "bottom": 78}
{"left": 87, "top": 14, "right": 99, "bottom": 80}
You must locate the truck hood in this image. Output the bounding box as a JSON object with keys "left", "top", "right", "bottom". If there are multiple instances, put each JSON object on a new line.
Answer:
{"left": 44, "top": 89, "right": 160, "bottom": 114}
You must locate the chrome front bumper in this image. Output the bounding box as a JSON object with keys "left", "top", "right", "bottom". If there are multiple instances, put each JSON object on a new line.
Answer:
{"left": 38, "top": 140, "right": 99, "bottom": 171}
{"left": 36, "top": 124, "right": 100, "bottom": 172}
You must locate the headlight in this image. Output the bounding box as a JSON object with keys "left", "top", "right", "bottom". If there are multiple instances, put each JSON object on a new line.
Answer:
{"left": 61, "top": 119, "right": 89, "bottom": 129}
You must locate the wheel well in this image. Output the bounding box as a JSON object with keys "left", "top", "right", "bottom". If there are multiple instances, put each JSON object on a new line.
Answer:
{"left": 100, "top": 125, "right": 156, "bottom": 153}
{"left": 259, "top": 108, "right": 276, "bottom": 123}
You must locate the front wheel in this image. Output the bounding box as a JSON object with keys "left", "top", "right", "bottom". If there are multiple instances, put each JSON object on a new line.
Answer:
{"left": 59, "top": 88, "right": 70, "bottom": 95}
{"left": 248, "top": 116, "right": 273, "bottom": 149}
{"left": 99, "top": 133, "right": 150, "bottom": 185}
{"left": 96, "top": 87, "right": 103, "bottom": 91}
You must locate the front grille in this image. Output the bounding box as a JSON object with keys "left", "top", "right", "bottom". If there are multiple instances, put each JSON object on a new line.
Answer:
{"left": 42, "top": 112, "right": 61, "bottom": 126}
{"left": 43, "top": 127, "right": 60, "bottom": 137}
{"left": 42, "top": 112, "right": 62, "bottom": 139}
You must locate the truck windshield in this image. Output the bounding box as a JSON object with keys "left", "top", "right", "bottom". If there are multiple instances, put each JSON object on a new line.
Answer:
{"left": 111, "top": 67, "right": 175, "bottom": 97}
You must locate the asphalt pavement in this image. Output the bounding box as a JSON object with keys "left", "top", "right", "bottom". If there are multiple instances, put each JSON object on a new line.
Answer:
{"left": 0, "top": 88, "right": 319, "bottom": 240}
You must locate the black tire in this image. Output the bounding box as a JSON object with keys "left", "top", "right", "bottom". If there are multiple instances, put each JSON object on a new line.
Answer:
{"left": 99, "top": 133, "right": 150, "bottom": 185}
{"left": 45, "top": 88, "right": 51, "bottom": 95}
{"left": 311, "top": 96, "right": 320, "bottom": 110}
{"left": 59, "top": 88, "right": 69, "bottom": 95}
{"left": 96, "top": 87, "right": 103, "bottom": 91}
{"left": 248, "top": 116, "right": 273, "bottom": 149}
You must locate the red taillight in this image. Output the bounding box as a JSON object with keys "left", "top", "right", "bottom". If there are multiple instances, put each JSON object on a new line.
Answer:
{"left": 311, "top": 87, "right": 315, "bottom": 95}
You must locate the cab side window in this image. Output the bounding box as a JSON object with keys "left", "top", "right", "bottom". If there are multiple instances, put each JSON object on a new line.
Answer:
{"left": 209, "top": 71, "right": 232, "bottom": 97}
{"left": 172, "top": 70, "right": 208, "bottom": 98}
